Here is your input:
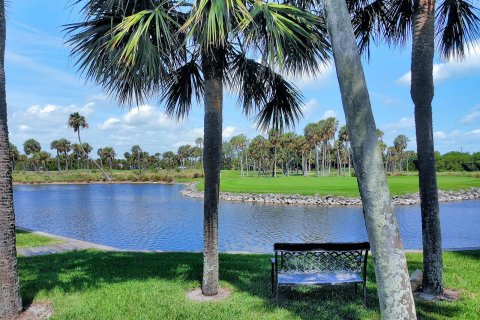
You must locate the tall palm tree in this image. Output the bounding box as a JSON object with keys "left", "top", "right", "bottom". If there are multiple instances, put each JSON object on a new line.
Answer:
{"left": 131, "top": 145, "right": 143, "bottom": 173}
{"left": 0, "top": 1, "right": 22, "bottom": 317}
{"left": 394, "top": 134, "right": 409, "bottom": 171}
{"left": 66, "top": 0, "right": 329, "bottom": 296}
{"left": 338, "top": 125, "right": 351, "bottom": 175}
{"left": 304, "top": 122, "right": 321, "bottom": 176}
{"left": 323, "top": 0, "right": 416, "bottom": 317}
{"left": 50, "top": 139, "right": 62, "bottom": 171}
{"left": 195, "top": 137, "right": 204, "bottom": 173}
{"left": 9, "top": 143, "right": 20, "bottom": 171}
{"left": 57, "top": 138, "right": 72, "bottom": 171}
{"left": 230, "top": 134, "right": 247, "bottom": 176}
{"left": 103, "top": 147, "right": 116, "bottom": 176}
{"left": 350, "top": 0, "right": 480, "bottom": 295}
{"left": 268, "top": 129, "right": 281, "bottom": 177}
{"left": 68, "top": 112, "right": 111, "bottom": 181}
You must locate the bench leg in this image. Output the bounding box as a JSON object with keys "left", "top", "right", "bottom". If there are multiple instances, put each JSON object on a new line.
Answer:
{"left": 275, "top": 284, "right": 279, "bottom": 305}
{"left": 363, "top": 282, "right": 367, "bottom": 308}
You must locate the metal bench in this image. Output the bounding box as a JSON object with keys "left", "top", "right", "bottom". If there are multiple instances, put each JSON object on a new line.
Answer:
{"left": 270, "top": 242, "right": 370, "bottom": 306}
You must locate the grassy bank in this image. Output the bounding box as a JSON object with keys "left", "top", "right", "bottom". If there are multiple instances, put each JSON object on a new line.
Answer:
{"left": 196, "top": 171, "right": 480, "bottom": 197}
{"left": 16, "top": 230, "right": 64, "bottom": 248}
{"left": 13, "top": 169, "right": 203, "bottom": 184}
{"left": 18, "top": 250, "right": 480, "bottom": 319}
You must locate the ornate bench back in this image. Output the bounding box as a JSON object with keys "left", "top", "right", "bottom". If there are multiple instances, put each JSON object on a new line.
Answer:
{"left": 274, "top": 242, "right": 370, "bottom": 274}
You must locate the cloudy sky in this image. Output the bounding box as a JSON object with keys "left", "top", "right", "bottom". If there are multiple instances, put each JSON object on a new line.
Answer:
{"left": 5, "top": 1, "right": 480, "bottom": 157}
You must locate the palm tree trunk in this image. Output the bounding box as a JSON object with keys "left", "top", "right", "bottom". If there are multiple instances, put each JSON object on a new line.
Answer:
{"left": 324, "top": 1, "right": 416, "bottom": 318}
{"left": 201, "top": 47, "right": 223, "bottom": 296}
{"left": 56, "top": 151, "right": 61, "bottom": 171}
{"left": 0, "top": 2, "right": 22, "bottom": 316}
{"left": 315, "top": 147, "right": 319, "bottom": 177}
{"left": 412, "top": 0, "right": 443, "bottom": 295}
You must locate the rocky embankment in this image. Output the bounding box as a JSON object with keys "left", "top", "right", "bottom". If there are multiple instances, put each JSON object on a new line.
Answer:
{"left": 180, "top": 183, "right": 480, "bottom": 206}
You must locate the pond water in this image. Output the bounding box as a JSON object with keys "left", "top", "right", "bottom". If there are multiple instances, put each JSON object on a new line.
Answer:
{"left": 13, "top": 184, "right": 480, "bottom": 253}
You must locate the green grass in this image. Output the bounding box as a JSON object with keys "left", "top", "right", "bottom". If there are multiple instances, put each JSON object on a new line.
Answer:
{"left": 13, "top": 169, "right": 203, "bottom": 184}
{"left": 17, "top": 250, "right": 480, "bottom": 319}
{"left": 16, "top": 230, "right": 64, "bottom": 248}
{"left": 196, "top": 171, "right": 480, "bottom": 197}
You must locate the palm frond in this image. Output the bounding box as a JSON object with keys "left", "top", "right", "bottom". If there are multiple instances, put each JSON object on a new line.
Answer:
{"left": 384, "top": 0, "right": 414, "bottom": 46}
{"left": 160, "top": 58, "right": 204, "bottom": 120}
{"left": 348, "top": 0, "right": 389, "bottom": 59}
{"left": 228, "top": 51, "right": 303, "bottom": 131}
{"left": 436, "top": 0, "right": 480, "bottom": 59}
{"left": 65, "top": 2, "right": 181, "bottom": 105}
{"left": 243, "top": 2, "right": 330, "bottom": 75}
{"left": 180, "top": 0, "right": 251, "bottom": 49}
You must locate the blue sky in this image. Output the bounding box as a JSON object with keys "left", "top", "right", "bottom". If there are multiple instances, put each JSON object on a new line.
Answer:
{"left": 5, "top": 1, "right": 480, "bottom": 157}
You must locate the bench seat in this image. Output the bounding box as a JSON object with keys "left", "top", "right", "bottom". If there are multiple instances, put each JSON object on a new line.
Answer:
{"left": 278, "top": 272, "right": 363, "bottom": 286}
{"left": 271, "top": 242, "right": 370, "bottom": 306}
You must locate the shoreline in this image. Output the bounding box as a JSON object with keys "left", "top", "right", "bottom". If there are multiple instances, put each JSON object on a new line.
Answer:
{"left": 181, "top": 183, "right": 480, "bottom": 206}
{"left": 12, "top": 180, "right": 480, "bottom": 206}
{"left": 17, "top": 228, "right": 480, "bottom": 254}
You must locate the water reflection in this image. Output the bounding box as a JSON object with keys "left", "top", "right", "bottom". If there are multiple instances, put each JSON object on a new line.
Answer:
{"left": 14, "top": 184, "right": 480, "bottom": 253}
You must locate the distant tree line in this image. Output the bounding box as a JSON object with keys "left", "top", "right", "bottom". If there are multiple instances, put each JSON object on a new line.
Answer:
{"left": 9, "top": 139, "right": 204, "bottom": 173}
{"left": 8, "top": 118, "right": 480, "bottom": 175}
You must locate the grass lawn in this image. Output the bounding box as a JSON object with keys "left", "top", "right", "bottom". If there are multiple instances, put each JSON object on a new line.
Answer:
{"left": 196, "top": 171, "right": 480, "bottom": 197}
{"left": 18, "top": 250, "right": 479, "bottom": 319}
{"left": 16, "top": 230, "right": 64, "bottom": 248}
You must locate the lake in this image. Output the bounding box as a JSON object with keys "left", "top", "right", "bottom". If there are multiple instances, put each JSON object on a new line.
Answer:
{"left": 13, "top": 184, "right": 480, "bottom": 253}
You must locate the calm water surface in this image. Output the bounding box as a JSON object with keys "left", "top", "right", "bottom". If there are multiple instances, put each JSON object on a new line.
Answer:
{"left": 13, "top": 184, "right": 480, "bottom": 253}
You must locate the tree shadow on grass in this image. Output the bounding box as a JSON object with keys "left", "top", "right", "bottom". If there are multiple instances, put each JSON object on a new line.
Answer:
{"left": 17, "top": 250, "right": 467, "bottom": 319}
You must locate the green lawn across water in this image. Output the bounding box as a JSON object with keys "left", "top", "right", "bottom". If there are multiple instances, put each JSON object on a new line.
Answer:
{"left": 17, "top": 250, "right": 480, "bottom": 320}
{"left": 197, "top": 171, "right": 480, "bottom": 197}
{"left": 16, "top": 230, "right": 64, "bottom": 248}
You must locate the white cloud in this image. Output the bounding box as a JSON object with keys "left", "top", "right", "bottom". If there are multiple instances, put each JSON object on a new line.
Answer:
{"left": 461, "top": 105, "right": 480, "bottom": 124}
{"left": 433, "top": 131, "right": 446, "bottom": 140}
{"left": 301, "top": 99, "right": 319, "bottom": 119}
{"left": 321, "top": 110, "right": 337, "bottom": 119}
{"left": 396, "top": 42, "right": 480, "bottom": 86}
{"left": 98, "top": 117, "right": 120, "bottom": 130}
{"left": 222, "top": 125, "right": 237, "bottom": 139}
{"left": 383, "top": 117, "right": 415, "bottom": 130}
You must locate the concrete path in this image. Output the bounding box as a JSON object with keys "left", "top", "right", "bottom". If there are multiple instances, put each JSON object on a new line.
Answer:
{"left": 17, "top": 229, "right": 117, "bottom": 257}
{"left": 17, "top": 228, "right": 480, "bottom": 257}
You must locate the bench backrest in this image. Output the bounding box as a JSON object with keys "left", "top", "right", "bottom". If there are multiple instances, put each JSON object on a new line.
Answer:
{"left": 274, "top": 242, "right": 370, "bottom": 274}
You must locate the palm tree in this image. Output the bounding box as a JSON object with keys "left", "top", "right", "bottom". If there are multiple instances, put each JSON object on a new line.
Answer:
{"left": 268, "top": 129, "right": 282, "bottom": 177}
{"left": 394, "top": 134, "right": 409, "bottom": 171}
{"left": 338, "top": 125, "right": 351, "bottom": 175}
{"left": 350, "top": 0, "right": 480, "bottom": 296}
{"left": 323, "top": 0, "right": 416, "bottom": 317}
{"left": 9, "top": 143, "right": 20, "bottom": 172}
{"left": 103, "top": 147, "right": 116, "bottom": 176}
{"left": 0, "top": 1, "right": 22, "bottom": 316}
{"left": 57, "top": 138, "right": 72, "bottom": 171}
{"left": 304, "top": 122, "right": 321, "bottom": 176}
{"left": 50, "top": 140, "right": 62, "bottom": 171}
{"left": 23, "top": 138, "right": 41, "bottom": 156}
{"left": 66, "top": 0, "right": 329, "bottom": 296}
{"left": 81, "top": 142, "right": 93, "bottom": 171}
{"left": 230, "top": 135, "right": 247, "bottom": 176}
{"left": 68, "top": 112, "right": 111, "bottom": 181}
{"left": 131, "top": 145, "right": 142, "bottom": 173}
{"left": 195, "top": 137, "right": 204, "bottom": 173}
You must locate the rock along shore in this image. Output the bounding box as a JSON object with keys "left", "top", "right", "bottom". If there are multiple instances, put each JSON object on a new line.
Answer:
{"left": 180, "top": 183, "right": 480, "bottom": 206}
